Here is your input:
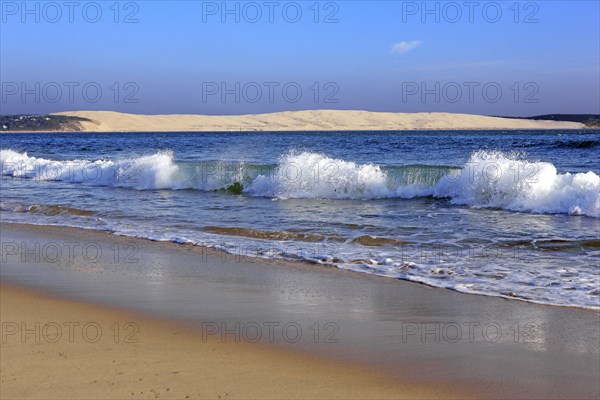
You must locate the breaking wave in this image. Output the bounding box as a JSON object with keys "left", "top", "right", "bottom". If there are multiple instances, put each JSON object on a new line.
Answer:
{"left": 2, "top": 149, "right": 598, "bottom": 217}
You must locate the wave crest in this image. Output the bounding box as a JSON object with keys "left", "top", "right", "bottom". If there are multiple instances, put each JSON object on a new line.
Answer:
{"left": 247, "top": 151, "right": 390, "bottom": 199}
{"left": 433, "top": 150, "right": 600, "bottom": 217}
{"left": 2, "top": 149, "right": 598, "bottom": 217}
{"left": 0, "top": 149, "right": 181, "bottom": 190}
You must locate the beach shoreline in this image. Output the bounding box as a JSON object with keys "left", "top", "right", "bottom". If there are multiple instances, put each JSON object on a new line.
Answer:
{"left": 1, "top": 222, "right": 599, "bottom": 399}
{"left": 2, "top": 222, "right": 597, "bottom": 312}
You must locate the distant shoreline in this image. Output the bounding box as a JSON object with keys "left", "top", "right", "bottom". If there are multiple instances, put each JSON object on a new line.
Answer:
{"left": 1, "top": 110, "right": 593, "bottom": 132}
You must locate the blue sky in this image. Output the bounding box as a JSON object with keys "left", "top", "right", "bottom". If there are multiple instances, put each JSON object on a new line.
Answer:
{"left": 1, "top": 0, "right": 599, "bottom": 116}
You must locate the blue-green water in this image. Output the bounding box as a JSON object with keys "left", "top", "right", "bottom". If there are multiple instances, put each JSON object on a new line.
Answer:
{"left": 1, "top": 130, "right": 599, "bottom": 308}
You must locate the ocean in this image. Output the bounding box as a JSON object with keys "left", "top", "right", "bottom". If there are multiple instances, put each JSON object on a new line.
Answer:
{"left": 1, "top": 130, "right": 599, "bottom": 309}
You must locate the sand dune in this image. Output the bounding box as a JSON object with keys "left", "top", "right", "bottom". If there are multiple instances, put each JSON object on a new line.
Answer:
{"left": 54, "top": 110, "right": 585, "bottom": 132}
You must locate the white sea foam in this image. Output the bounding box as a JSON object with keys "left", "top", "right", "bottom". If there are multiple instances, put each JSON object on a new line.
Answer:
{"left": 2, "top": 149, "right": 598, "bottom": 217}
{"left": 247, "top": 150, "right": 599, "bottom": 217}
{"left": 432, "top": 150, "right": 600, "bottom": 217}
{"left": 0, "top": 149, "right": 182, "bottom": 190}
{"left": 247, "top": 151, "right": 390, "bottom": 199}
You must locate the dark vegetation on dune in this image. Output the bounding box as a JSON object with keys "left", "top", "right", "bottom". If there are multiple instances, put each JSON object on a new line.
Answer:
{"left": 0, "top": 115, "right": 91, "bottom": 132}
{"left": 501, "top": 114, "right": 600, "bottom": 128}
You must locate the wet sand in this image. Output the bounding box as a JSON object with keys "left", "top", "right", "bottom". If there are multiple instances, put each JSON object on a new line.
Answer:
{"left": 1, "top": 222, "right": 599, "bottom": 399}
{"left": 1, "top": 284, "right": 450, "bottom": 399}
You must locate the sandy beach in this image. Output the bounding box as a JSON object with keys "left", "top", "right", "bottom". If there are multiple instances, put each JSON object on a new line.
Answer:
{"left": 1, "top": 223, "right": 599, "bottom": 399}
{"left": 1, "top": 284, "right": 447, "bottom": 400}
{"left": 51, "top": 110, "right": 586, "bottom": 132}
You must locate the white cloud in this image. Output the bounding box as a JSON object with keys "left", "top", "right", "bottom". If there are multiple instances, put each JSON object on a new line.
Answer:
{"left": 390, "top": 40, "right": 422, "bottom": 55}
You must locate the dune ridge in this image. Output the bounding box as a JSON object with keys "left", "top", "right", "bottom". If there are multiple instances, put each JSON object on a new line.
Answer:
{"left": 54, "top": 110, "right": 585, "bottom": 132}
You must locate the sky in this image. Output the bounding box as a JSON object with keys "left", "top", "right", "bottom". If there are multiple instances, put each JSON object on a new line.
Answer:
{"left": 1, "top": 0, "right": 599, "bottom": 116}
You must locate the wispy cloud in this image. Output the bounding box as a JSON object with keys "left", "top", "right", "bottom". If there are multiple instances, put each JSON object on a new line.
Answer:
{"left": 390, "top": 40, "right": 421, "bottom": 55}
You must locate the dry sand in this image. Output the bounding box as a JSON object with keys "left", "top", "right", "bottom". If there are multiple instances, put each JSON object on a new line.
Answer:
{"left": 54, "top": 110, "right": 585, "bottom": 132}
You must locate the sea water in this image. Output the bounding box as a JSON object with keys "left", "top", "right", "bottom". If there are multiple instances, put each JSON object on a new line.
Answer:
{"left": 1, "top": 130, "right": 599, "bottom": 308}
